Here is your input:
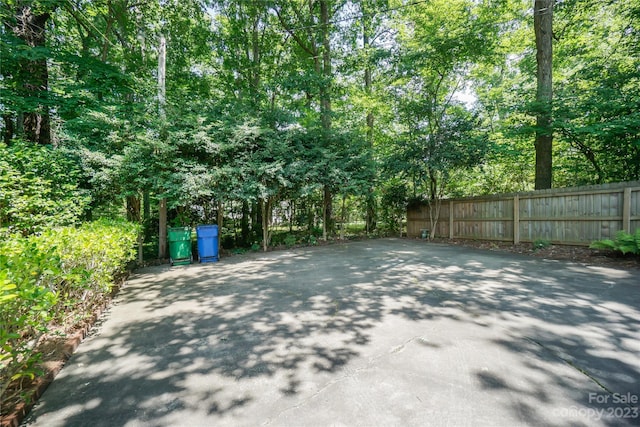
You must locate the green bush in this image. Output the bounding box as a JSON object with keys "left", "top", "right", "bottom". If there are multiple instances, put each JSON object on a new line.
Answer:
{"left": 34, "top": 220, "right": 140, "bottom": 322}
{"left": 0, "top": 142, "right": 90, "bottom": 236}
{"left": 589, "top": 229, "right": 640, "bottom": 255}
{"left": 284, "top": 234, "right": 297, "bottom": 247}
{"left": 0, "top": 220, "right": 139, "bottom": 410}
{"left": 0, "top": 238, "right": 60, "bottom": 404}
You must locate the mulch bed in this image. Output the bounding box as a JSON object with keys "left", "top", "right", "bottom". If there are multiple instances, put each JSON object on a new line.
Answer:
{"left": 1, "top": 279, "right": 127, "bottom": 427}
{"left": 1, "top": 311, "right": 104, "bottom": 427}
{"left": 428, "top": 237, "right": 639, "bottom": 270}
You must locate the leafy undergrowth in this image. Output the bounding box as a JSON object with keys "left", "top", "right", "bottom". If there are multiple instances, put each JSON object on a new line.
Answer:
{"left": 590, "top": 229, "right": 640, "bottom": 256}
{"left": 0, "top": 220, "right": 139, "bottom": 422}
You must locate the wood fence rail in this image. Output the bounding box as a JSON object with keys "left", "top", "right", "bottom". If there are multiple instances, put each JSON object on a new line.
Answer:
{"left": 406, "top": 181, "right": 640, "bottom": 246}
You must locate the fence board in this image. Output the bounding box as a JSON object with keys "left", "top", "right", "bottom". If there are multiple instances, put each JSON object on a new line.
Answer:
{"left": 407, "top": 182, "right": 640, "bottom": 246}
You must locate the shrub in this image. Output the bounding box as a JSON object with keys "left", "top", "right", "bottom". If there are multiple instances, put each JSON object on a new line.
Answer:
{"left": 284, "top": 234, "right": 297, "bottom": 247}
{"left": 0, "top": 220, "right": 139, "bottom": 410}
{"left": 590, "top": 229, "right": 640, "bottom": 255}
{"left": 0, "top": 142, "right": 90, "bottom": 236}
{"left": 0, "top": 238, "right": 60, "bottom": 405}
{"left": 34, "top": 220, "right": 140, "bottom": 322}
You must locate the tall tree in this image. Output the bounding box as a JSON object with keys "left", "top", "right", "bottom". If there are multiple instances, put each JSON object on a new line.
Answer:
{"left": 273, "top": 0, "right": 338, "bottom": 240}
{"left": 157, "top": 33, "right": 167, "bottom": 259}
{"left": 362, "top": 1, "right": 376, "bottom": 232}
{"left": 552, "top": 0, "right": 640, "bottom": 184}
{"left": 381, "top": 0, "right": 501, "bottom": 232}
{"left": 2, "top": 0, "right": 59, "bottom": 144}
{"left": 356, "top": 0, "right": 389, "bottom": 233}
{"left": 533, "top": 0, "right": 553, "bottom": 189}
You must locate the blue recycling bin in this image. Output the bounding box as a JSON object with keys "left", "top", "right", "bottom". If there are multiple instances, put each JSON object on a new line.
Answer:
{"left": 196, "top": 225, "right": 219, "bottom": 263}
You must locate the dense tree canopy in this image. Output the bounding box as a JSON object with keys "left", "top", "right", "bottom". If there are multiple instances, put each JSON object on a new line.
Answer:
{"left": 1, "top": 0, "right": 638, "bottom": 247}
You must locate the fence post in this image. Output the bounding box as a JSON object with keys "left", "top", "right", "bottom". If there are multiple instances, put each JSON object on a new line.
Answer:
{"left": 449, "top": 200, "right": 454, "bottom": 239}
{"left": 623, "top": 188, "right": 631, "bottom": 233}
{"left": 513, "top": 195, "right": 520, "bottom": 244}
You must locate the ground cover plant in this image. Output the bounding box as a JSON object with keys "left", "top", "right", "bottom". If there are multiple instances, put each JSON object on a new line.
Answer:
{"left": 590, "top": 229, "right": 640, "bottom": 256}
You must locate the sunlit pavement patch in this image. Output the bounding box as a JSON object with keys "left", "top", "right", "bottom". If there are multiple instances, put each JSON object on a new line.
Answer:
{"left": 24, "top": 239, "right": 640, "bottom": 427}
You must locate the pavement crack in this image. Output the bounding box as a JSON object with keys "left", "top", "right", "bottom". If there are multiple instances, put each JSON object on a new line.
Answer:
{"left": 262, "top": 336, "right": 422, "bottom": 426}
{"left": 524, "top": 336, "right": 615, "bottom": 395}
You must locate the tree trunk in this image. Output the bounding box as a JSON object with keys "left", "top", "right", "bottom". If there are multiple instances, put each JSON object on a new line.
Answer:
{"left": 534, "top": 0, "right": 554, "bottom": 190}
{"left": 340, "top": 195, "right": 346, "bottom": 240}
{"left": 143, "top": 191, "right": 150, "bottom": 225}
{"left": 323, "top": 186, "right": 332, "bottom": 240}
{"left": 305, "top": 200, "right": 314, "bottom": 233}
{"left": 14, "top": 6, "right": 51, "bottom": 144}
{"left": 366, "top": 196, "right": 377, "bottom": 234}
{"left": 241, "top": 200, "right": 250, "bottom": 247}
{"left": 319, "top": 0, "right": 334, "bottom": 240}
{"left": 126, "top": 195, "right": 141, "bottom": 222}
{"left": 289, "top": 200, "right": 294, "bottom": 232}
{"left": 157, "top": 34, "right": 167, "bottom": 259}
{"left": 249, "top": 13, "right": 261, "bottom": 110}
{"left": 254, "top": 200, "right": 263, "bottom": 243}
{"left": 261, "top": 198, "right": 270, "bottom": 252}
{"left": 158, "top": 35, "right": 167, "bottom": 118}
{"left": 427, "top": 198, "right": 442, "bottom": 241}
{"left": 127, "top": 195, "right": 144, "bottom": 261}
{"left": 363, "top": 7, "right": 376, "bottom": 233}
{"left": 276, "top": 2, "right": 334, "bottom": 238}
{"left": 137, "top": 232, "right": 144, "bottom": 263}
{"left": 217, "top": 200, "right": 223, "bottom": 255}
{"left": 3, "top": 114, "right": 15, "bottom": 145}
{"left": 158, "top": 198, "right": 167, "bottom": 259}
{"left": 319, "top": 0, "right": 332, "bottom": 132}
{"left": 141, "top": 192, "right": 149, "bottom": 263}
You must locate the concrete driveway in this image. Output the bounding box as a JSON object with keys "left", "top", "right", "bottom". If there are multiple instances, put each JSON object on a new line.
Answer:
{"left": 24, "top": 239, "right": 639, "bottom": 426}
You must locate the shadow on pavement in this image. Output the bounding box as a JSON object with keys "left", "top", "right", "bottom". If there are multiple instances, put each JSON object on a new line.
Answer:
{"left": 24, "top": 239, "right": 640, "bottom": 426}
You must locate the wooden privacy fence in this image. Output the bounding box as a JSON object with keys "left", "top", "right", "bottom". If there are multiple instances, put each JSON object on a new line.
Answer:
{"left": 407, "top": 181, "right": 640, "bottom": 246}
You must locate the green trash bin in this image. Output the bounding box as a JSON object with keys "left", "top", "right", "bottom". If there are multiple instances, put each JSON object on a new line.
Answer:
{"left": 168, "top": 227, "right": 193, "bottom": 266}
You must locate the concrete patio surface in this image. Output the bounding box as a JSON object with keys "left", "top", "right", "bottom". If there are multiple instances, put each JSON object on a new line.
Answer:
{"left": 23, "top": 239, "right": 640, "bottom": 426}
